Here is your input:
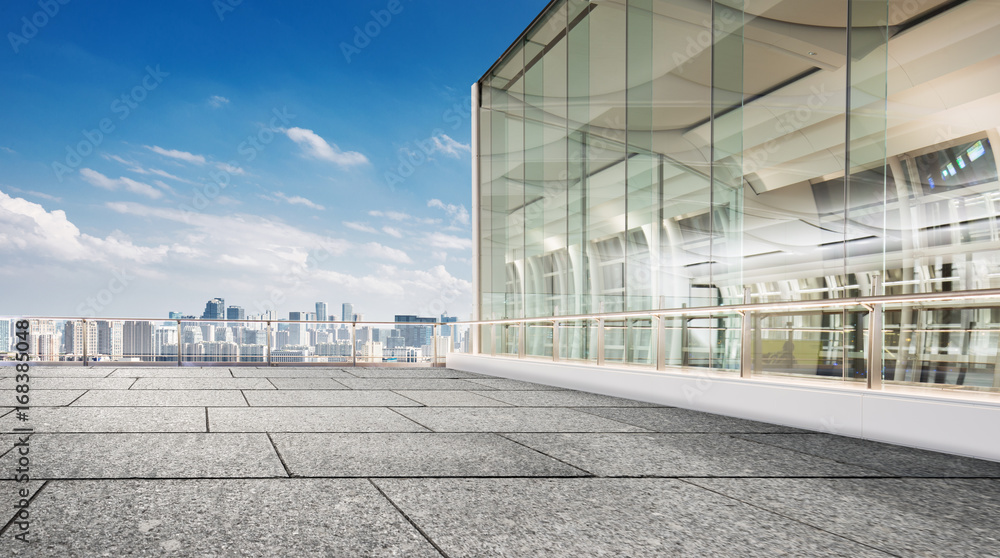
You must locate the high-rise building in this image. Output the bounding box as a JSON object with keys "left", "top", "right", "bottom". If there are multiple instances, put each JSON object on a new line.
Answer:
{"left": 394, "top": 315, "right": 435, "bottom": 349}
{"left": 202, "top": 298, "right": 225, "bottom": 320}
{"left": 288, "top": 311, "right": 309, "bottom": 346}
{"left": 96, "top": 320, "right": 124, "bottom": 359}
{"left": 226, "top": 306, "right": 245, "bottom": 321}
{"left": 341, "top": 303, "right": 354, "bottom": 322}
{"left": 0, "top": 319, "right": 9, "bottom": 353}
{"left": 64, "top": 321, "right": 99, "bottom": 358}
{"left": 315, "top": 302, "right": 328, "bottom": 324}
{"left": 168, "top": 312, "right": 183, "bottom": 319}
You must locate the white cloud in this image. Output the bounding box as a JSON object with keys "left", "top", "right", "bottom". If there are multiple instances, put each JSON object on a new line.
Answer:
{"left": 428, "top": 199, "right": 470, "bottom": 226}
{"left": 274, "top": 192, "right": 325, "bottom": 210}
{"left": 102, "top": 154, "right": 200, "bottom": 185}
{"left": 284, "top": 127, "right": 368, "bottom": 167}
{"left": 0, "top": 146, "right": 16, "bottom": 154}
{"left": 382, "top": 226, "right": 403, "bottom": 238}
{"left": 0, "top": 189, "right": 170, "bottom": 264}
{"left": 208, "top": 95, "right": 230, "bottom": 108}
{"left": 362, "top": 242, "right": 412, "bottom": 264}
{"left": 428, "top": 133, "right": 471, "bottom": 158}
{"left": 427, "top": 232, "right": 472, "bottom": 251}
{"left": 215, "top": 161, "right": 246, "bottom": 176}
{"left": 369, "top": 209, "right": 439, "bottom": 225}
{"left": 343, "top": 221, "right": 379, "bottom": 234}
{"left": 7, "top": 187, "right": 61, "bottom": 202}
{"left": 80, "top": 168, "right": 163, "bottom": 199}
{"left": 144, "top": 145, "right": 208, "bottom": 165}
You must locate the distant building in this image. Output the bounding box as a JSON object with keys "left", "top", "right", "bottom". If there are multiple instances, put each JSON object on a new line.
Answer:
{"left": 202, "top": 298, "right": 225, "bottom": 320}
{"left": 226, "top": 306, "right": 245, "bottom": 321}
{"left": 341, "top": 303, "right": 354, "bottom": 322}
{"left": 394, "top": 315, "right": 436, "bottom": 348}
{"left": 316, "top": 301, "right": 328, "bottom": 321}
{"left": 0, "top": 319, "right": 9, "bottom": 353}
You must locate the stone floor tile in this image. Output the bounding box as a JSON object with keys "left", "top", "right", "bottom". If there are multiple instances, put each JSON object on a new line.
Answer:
{"left": 71, "top": 390, "right": 247, "bottom": 407}
{"left": 373, "top": 478, "right": 892, "bottom": 557}
{"left": 505, "top": 433, "right": 883, "bottom": 477}
{"left": 0, "top": 479, "right": 440, "bottom": 557}
{"left": 0, "top": 407, "right": 206, "bottom": 432}
{"left": 577, "top": 407, "right": 805, "bottom": 433}
{"left": 476, "top": 390, "right": 661, "bottom": 407}
{"left": 464, "top": 378, "right": 565, "bottom": 390}
{"left": 108, "top": 367, "right": 235, "bottom": 378}
{"left": 129, "top": 377, "right": 275, "bottom": 390}
{"left": 391, "top": 390, "right": 512, "bottom": 407}
{"left": 689, "top": 478, "right": 1000, "bottom": 556}
{"left": 339, "top": 378, "right": 489, "bottom": 390}
{"left": 272, "top": 433, "right": 589, "bottom": 477}
{"left": 392, "top": 407, "right": 649, "bottom": 433}
{"left": 737, "top": 433, "right": 1000, "bottom": 477}
{"left": 208, "top": 407, "right": 428, "bottom": 432}
{"left": 244, "top": 390, "right": 420, "bottom": 407}
{"left": 17, "top": 433, "right": 285, "bottom": 478}
{"left": 21, "top": 377, "right": 136, "bottom": 390}
{"left": 266, "top": 378, "right": 350, "bottom": 389}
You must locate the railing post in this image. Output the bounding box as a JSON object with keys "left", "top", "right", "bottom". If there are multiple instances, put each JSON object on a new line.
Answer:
{"left": 433, "top": 324, "right": 439, "bottom": 366}
{"left": 351, "top": 322, "right": 357, "bottom": 367}
{"left": 176, "top": 320, "right": 182, "bottom": 367}
{"left": 517, "top": 321, "right": 526, "bottom": 359}
{"left": 596, "top": 317, "right": 605, "bottom": 366}
{"left": 490, "top": 324, "right": 496, "bottom": 357}
{"left": 656, "top": 315, "right": 666, "bottom": 371}
{"left": 81, "top": 319, "right": 88, "bottom": 366}
{"left": 552, "top": 320, "right": 560, "bottom": 362}
{"left": 867, "top": 275, "right": 883, "bottom": 389}
{"left": 740, "top": 287, "right": 752, "bottom": 379}
{"left": 266, "top": 321, "right": 272, "bottom": 367}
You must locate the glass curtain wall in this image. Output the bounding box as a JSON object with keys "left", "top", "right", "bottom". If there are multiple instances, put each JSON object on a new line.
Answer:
{"left": 477, "top": 0, "right": 1000, "bottom": 389}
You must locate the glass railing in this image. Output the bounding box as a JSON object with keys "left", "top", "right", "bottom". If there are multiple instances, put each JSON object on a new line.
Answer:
{"left": 467, "top": 287, "right": 1000, "bottom": 394}
{"left": 0, "top": 318, "right": 474, "bottom": 367}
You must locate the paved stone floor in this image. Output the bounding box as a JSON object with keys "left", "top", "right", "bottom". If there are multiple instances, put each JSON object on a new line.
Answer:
{"left": 1, "top": 366, "right": 999, "bottom": 556}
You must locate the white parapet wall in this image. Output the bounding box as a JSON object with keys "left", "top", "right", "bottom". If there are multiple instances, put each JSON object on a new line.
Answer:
{"left": 447, "top": 352, "right": 1000, "bottom": 463}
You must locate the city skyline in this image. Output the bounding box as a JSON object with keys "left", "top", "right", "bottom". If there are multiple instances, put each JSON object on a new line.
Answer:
{"left": 0, "top": 1, "right": 548, "bottom": 320}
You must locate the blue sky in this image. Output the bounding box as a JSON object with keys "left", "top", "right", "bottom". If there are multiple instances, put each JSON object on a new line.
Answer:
{"left": 0, "top": 0, "right": 546, "bottom": 320}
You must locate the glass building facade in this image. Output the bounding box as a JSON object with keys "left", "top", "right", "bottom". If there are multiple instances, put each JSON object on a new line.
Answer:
{"left": 474, "top": 0, "right": 1000, "bottom": 390}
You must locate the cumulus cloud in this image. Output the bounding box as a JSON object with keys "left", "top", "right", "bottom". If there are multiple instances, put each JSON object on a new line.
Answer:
{"left": 79, "top": 168, "right": 163, "bottom": 199}
{"left": 362, "top": 242, "right": 413, "bottom": 264}
{"left": 284, "top": 127, "right": 369, "bottom": 167}
{"left": 144, "top": 145, "right": 207, "bottom": 165}
{"left": 428, "top": 199, "right": 470, "bottom": 226}
{"left": 0, "top": 189, "right": 170, "bottom": 264}
{"left": 274, "top": 192, "right": 325, "bottom": 210}
{"left": 208, "top": 95, "right": 230, "bottom": 108}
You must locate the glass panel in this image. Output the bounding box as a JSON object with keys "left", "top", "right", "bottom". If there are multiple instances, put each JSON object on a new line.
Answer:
{"left": 526, "top": 322, "right": 553, "bottom": 358}
{"left": 558, "top": 319, "right": 593, "bottom": 361}
{"left": 625, "top": 317, "right": 655, "bottom": 365}
{"left": 884, "top": 303, "right": 1000, "bottom": 391}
